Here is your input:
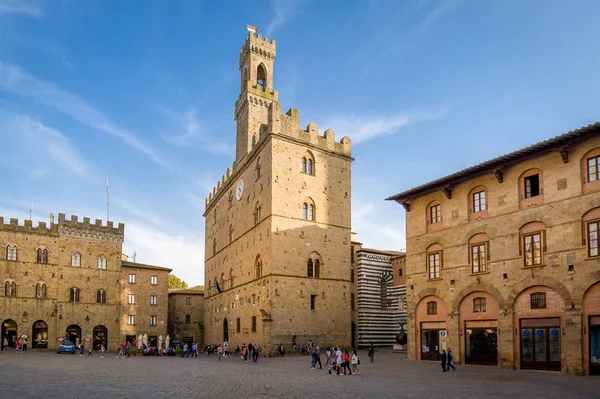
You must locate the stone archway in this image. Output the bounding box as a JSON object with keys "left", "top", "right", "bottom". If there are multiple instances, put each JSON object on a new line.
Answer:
{"left": 458, "top": 291, "right": 500, "bottom": 365}
{"left": 32, "top": 320, "right": 48, "bottom": 349}
{"left": 1, "top": 319, "right": 18, "bottom": 348}
{"left": 582, "top": 281, "right": 600, "bottom": 375}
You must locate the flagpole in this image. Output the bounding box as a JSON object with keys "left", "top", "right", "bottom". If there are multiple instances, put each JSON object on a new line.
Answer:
{"left": 106, "top": 178, "right": 110, "bottom": 222}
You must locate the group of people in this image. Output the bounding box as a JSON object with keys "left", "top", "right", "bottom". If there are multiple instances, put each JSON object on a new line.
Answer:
{"left": 2, "top": 337, "right": 27, "bottom": 353}
{"left": 324, "top": 346, "right": 361, "bottom": 375}
{"left": 441, "top": 349, "right": 456, "bottom": 372}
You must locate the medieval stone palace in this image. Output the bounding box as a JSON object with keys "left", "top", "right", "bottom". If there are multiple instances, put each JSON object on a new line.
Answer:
{"left": 203, "top": 29, "right": 353, "bottom": 354}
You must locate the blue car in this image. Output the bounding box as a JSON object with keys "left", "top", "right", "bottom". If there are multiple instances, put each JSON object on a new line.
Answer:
{"left": 57, "top": 340, "right": 76, "bottom": 354}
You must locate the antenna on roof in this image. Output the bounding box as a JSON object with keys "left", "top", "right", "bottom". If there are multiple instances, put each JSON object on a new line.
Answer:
{"left": 133, "top": 251, "right": 137, "bottom": 263}
{"left": 30, "top": 199, "right": 33, "bottom": 221}
{"left": 106, "top": 178, "right": 110, "bottom": 222}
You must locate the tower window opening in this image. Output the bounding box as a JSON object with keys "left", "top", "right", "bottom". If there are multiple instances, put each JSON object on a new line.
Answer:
{"left": 257, "top": 64, "right": 266, "bottom": 91}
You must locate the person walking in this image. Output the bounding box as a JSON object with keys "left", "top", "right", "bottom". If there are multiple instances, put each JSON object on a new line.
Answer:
{"left": 315, "top": 346, "right": 322, "bottom": 369}
{"left": 79, "top": 342, "right": 85, "bottom": 357}
{"left": 181, "top": 343, "right": 188, "bottom": 358}
{"left": 351, "top": 350, "right": 361, "bottom": 374}
{"left": 100, "top": 345, "right": 105, "bottom": 359}
{"left": 217, "top": 345, "right": 223, "bottom": 361}
{"left": 447, "top": 348, "right": 456, "bottom": 371}
{"left": 310, "top": 347, "right": 317, "bottom": 369}
{"left": 252, "top": 344, "right": 259, "bottom": 363}
{"left": 22, "top": 338, "right": 27, "bottom": 352}
{"left": 342, "top": 350, "right": 353, "bottom": 375}
{"left": 88, "top": 346, "right": 93, "bottom": 356}
{"left": 2, "top": 337, "right": 7, "bottom": 352}
{"left": 368, "top": 343, "right": 375, "bottom": 363}
{"left": 335, "top": 347, "right": 343, "bottom": 375}
{"left": 279, "top": 343, "right": 285, "bottom": 357}
{"left": 441, "top": 350, "right": 447, "bottom": 372}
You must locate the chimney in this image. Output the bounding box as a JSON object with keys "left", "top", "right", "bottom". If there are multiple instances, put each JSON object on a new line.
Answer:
{"left": 50, "top": 213, "right": 55, "bottom": 225}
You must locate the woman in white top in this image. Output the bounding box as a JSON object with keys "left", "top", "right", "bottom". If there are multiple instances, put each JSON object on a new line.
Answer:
{"left": 351, "top": 350, "right": 360, "bottom": 374}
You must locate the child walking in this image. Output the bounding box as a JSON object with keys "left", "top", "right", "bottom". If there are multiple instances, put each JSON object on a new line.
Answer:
{"left": 351, "top": 350, "right": 361, "bottom": 374}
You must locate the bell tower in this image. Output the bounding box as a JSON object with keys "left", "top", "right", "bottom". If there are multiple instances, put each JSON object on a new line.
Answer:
{"left": 234, "top": 28, "right": 279, "bottom": 163}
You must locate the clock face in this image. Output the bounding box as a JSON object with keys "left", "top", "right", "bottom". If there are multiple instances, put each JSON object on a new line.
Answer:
{"left": 236, "top": 180, "right": 244, "bottom": 200}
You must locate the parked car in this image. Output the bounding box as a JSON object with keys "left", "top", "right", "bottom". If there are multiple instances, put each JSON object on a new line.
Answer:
{"left": 57, "top": 340, "right": 76, "bottom": 354}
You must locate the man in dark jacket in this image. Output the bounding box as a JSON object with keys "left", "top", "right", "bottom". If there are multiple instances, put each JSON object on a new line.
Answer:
{"left": 447, "top": 348, "right": 456, "bottom": 371}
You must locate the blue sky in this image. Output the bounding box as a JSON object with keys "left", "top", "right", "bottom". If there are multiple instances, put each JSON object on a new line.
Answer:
{"left": 1, "top": 0, "right": 599, "bottom": 285}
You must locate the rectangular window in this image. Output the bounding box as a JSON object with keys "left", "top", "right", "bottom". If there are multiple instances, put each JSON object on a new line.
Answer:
{"left": 127, "top": 315, "right": 135, "bottom": 325}
{"left": 350, "top": 246, "right": 354, "bottom": 263}
{"left": 128, "top": 294, "right": 135, "bottom": 304}
{"left": 150, "top": 316, "right": 156, "bottom": 327}
{"left": 236, "top": 317, "right": 241, "bottom": 333}
{"left": 524, "top": 174, "right": 540, "bottom": 198}
{"left": 471, "top": 244, "right": 487, "bottom": 273}
{"left": 186, "top": 297, "right": 192, "bottom": 305}
{"left": 428, "top": 252, "right": 441, "bottom": 279}
{"left": 473, "top": 191, "right": 486, "bottom": 212}
{"left": 252, "top": 316, "right": 257, "bottom": 333}
{"left": 150, "top": 295, "right": 157, "bottom": 305}
{"left": 185, "top": 314, "right": 191, "bottom": 324}
{"left": 151, "top": 275, "right": 158, "bottom": 285}
{"left": 589, "top": 221, "right": 599, "bottom": 257}
{"left": 129, "top": 274, "right": 136, "bottom": 284}
{"left": 524, "top": 233, "right": 543, "bottom": 266}
{"left": 427, "top": 301, "right": 437, "bottom": 315}
{"left": 589, "top": 156, "right": 600, "bottom": 182}
{"left": 311, "top": 295, "right": 317, "bottom": 310}
{"left": 430, "top": 204, "right": 441, "bottom": 224}
{"left": 473, "top": 297, "right": 486, "bottom": 313}
{"left": 530, "top": 292, "right": 547, "bottom": 309}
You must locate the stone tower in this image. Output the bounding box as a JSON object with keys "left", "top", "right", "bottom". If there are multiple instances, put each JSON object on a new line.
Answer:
{"left": 204, "top": 28, "right": 353, "bottom": 354}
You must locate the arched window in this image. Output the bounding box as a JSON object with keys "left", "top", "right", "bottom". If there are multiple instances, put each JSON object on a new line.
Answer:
{"left": 36, "top": 283, "right": 47, "bottom": 298}
{"left": 469, "top": 233, "right": 490, "bottom": 274}
{"left": 254, "top": 203, "right": 262, "bottom": 225}
{"left": 302, "top": 158, "right": 307, "bottom": 173}
{"left": 307, "top": 159, "right": 313, "bottom": 175}
{"left": 36, "top": 247, "right": 48, "bottom": 264}
{"left": 97, "top": 255, "right": 107, "bottom": 269}
{"left": 257, "top": 64, "right": 267, "bottom": 91}
{"left": 583, "top": 207, "right": 600, "bottom": 258}
{"left": 427, "top": 243, "right": 443, "bottom": 280}
{"left": 301, "top": 152, "right": 315, "bottom": 175}
{"left": 5, "top": 281, "right": 16, "bottom": 297}
{"left": 302, "top": 203, "right": 308, "bottom": 220}
{"left": 351, "top": 293, "right": 355, "bottom": 311}
{"left": 97, "top": 289, "right": 106, "bottom": 304}
{"left": 302, "top": 199, "right": 315, "bottom": 221}
{"left": 399, "top": 268, "right": 403, "bottom": 276}
{"left": 6, "top": 245, "right": 17, "bottom": 261}
{"left": 473, "top": 297, "right": 486, "bottom": 313}
{"left": 427, "top": 301, "right": 437, "bottom": 315}
{"left": 70, "top": 288, "right": 80, "bottom": 303}
{"left": 256, "top": 157, "right": 261, "bottom": 180}
{"left": 308, "top": 204, "right": 314, "bottom": 221}
{"left": 71, "top": 252, "right": 81, "bottom": 267}
{"left": 307, "top": 252, "right": 322, "bottom": 278}
{"left": 518, "top": 168, "right": 544, "bottom": 208}
{"left": 519, "top": 221, "right": 546, "bottom": 267}
{"left": 255, "top": 255, "right": 263, "bottom": 279}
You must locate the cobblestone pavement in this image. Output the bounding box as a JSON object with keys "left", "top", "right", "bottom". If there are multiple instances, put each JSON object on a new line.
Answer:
{"left": 1, "top": 350, "right": 600, "bottom": 399}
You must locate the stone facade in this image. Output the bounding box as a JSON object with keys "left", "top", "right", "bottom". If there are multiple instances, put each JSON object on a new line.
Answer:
{"left": 387, "top": 122, "right": 600, "bottom": 375}
{"left": 204, "top": 29, "right": 353, "bottom": 354}
{"left": 120, "top": 261, "right": 171, "bottom": 347}
{"left": 0, "top": 213, "right": 124, "bottom": 351}
{"left": 168, "top": 286, "right": 204, "bottom": 348}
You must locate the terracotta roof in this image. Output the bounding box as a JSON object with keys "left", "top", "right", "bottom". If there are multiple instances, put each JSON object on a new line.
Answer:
{"left": 386, "top": 121, "right": 600, "bottom": 202}
{"left": 121, "top": 260, "right": 172, "bottom": 272}
{"left": 169, "top": 285, "right": 205, "bottom": 295}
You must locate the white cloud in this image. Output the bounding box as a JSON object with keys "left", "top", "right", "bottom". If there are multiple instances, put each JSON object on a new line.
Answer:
{"left": 124, "top": 222, "right": 204, "bottom": 286}
{"left": 319, "top": 107, "right": 448, "bottom": 144}
{"left": 265, "top": 0, "right": 309, "bottom": 37}
{"left": 0, "top": 0, "right": 41, "bottom": 16}
{"left": 0, "top": 63, "right": 165, "bottom": 166}
{"left": 158, "top": 105, "right": 234, "bottom": 155}
{"left": 0, "top": 110, "right": 88, "bottom": 176}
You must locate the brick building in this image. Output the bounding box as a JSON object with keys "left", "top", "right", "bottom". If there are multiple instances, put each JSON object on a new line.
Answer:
{"left": 168, "top": 286, "right": 204, "bottom": 348}
{"left": 204, "top": 28, "right": 353, "bottom": 354}
{"left": 387, "top": 122, "right": 600, "bottom": 374}
{"left": 120, "top": 261, "right": 171, "bottom": 347}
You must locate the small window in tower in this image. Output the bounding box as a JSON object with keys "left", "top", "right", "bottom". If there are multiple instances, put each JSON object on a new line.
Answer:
{"left": 524, "top": 174, "right": 540, "bottom": 198}
{"left": 257, "top": 64, "right": 267, "bottom": 91}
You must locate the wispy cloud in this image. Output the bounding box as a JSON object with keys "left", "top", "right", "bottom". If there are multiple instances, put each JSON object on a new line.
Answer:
{"left": 0, "top": 63, "right": 165, "bottom": 166}
{"left": 319, "top": 107, "right": 448, "bottom": 144}
{"left": 158, "top": 105, "right": 234, "bottom": 155}
{"left": 0, "top": 110, "right": 88, "bottom": 177}
{"left": 265, "top": 0, "right": 309, "bottom": 37}
{"left": 0, "top": 0, "right": 41, "bottom": 17}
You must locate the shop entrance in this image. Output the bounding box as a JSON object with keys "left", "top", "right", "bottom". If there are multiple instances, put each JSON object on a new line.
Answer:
{"left": 1, "top": 319, "right": 18, "bottom": 348}
{"left": 421, "top": 329, "right": 443, "bottom": 361}
{"left": 32, "top": 320, "right": 48, "bottom": 349}
{"left": 589, "top": 316, "right": 600, "bottom": 375}
{"left": 93, "top": 325, "right": 107, "bottom": 350}
{"left": 465, "top": 327, "right": 497, "bottom": 365}
{"left": 66, "top": 325, "right": 82, "bottom": 346}
{"left": 520, "top": 318, "right": 561, "bottom": 371}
